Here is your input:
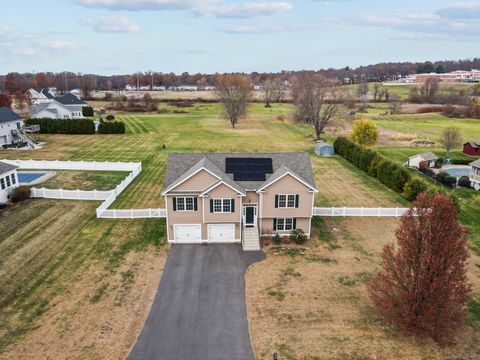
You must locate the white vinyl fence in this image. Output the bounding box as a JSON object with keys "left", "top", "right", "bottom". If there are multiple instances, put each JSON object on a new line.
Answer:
{"left": 2, "top": 159, "right": 166, "bottom": 219}
{"left": 30, "top": 188, "right": 113, "bottom": 200}
{"left": 313, "top": 207, "right": 410, "bottom": 217}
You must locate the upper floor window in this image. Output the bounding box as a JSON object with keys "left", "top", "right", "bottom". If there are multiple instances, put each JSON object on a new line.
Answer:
{"left": 210, "top": 198, "right": 235, "bottom": 213}
{"left": 173, "top": 197, "right": 197, "bottom": 211}
{"left": 275, "top": 194, "right": 299, "bottom": 208}
{"left": 0, "top": 178, "right": 5, "bottom": 190}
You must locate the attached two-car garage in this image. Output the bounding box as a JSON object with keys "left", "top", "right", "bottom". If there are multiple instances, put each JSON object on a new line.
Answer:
{"left": 173, "top": 224, "right": 236, "bottom": 243}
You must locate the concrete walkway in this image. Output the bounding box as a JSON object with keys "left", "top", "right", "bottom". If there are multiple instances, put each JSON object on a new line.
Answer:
{"left": 127, "top": 244, "right": 265, "bottom": 360}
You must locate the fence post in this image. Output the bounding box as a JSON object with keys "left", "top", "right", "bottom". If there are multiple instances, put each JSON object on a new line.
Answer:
{"left": 343, "top": 207, "right": 346, "bottom": 217}
{"left": 377, "top": 207, "right": 381, "bottom": 217}
{"left": 114, "top": 209, "right": 117, "bottom": 219}
{"left": 361, "top": 207, "right": 364, "bottom": 217}
{"left": 395, "top": 207, "right": 399, "bottom": 217}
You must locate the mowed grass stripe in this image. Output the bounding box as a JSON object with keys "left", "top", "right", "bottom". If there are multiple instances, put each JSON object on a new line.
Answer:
{"left": 120, "top": 115, "right": 143, "bottom": 135}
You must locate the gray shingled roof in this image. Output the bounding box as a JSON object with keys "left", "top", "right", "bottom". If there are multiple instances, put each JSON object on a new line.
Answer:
{"left": 29, "top": 103, "right": 51, "bottom": 115}
{"left": 0, "top": 161, "right": 18, "bottom": 175}
{"left": 410, "top": 152, "right": 438, "bottom": 161}
{"left": 467, "top": 141, "right": 480, "bottom": 148}
{"left": 163, "top": 152, "right": 316, "bottom": 193}
{"left": 55, "top": 93, "right": 86, "bottom": 105}
{"left": 471, "top": 159, "right": 480, "bottom": 168}
{"left": 0, "top": 107, "right": 22, "bottom": 124}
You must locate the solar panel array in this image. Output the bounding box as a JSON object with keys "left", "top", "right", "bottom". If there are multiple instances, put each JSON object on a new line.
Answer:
{"left": 225, "top": 158, "right": 273, "bottom": 182}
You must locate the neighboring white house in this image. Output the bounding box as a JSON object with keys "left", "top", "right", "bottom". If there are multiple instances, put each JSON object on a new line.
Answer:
{"left": 29, "top": 93, "right": 86, "bottom": 120}
{"left": 0, "top": 108, "right": 25, "bottom": 147}
{"left": 0, "top": 161, "right": 19, "bottom": 204}
{"left": 406, "top": 152, "right": 438, "bottom": 169}
{"left": 470, "top": 159, "right": 480, "bottom": 191}
{"left": 26, "top": 88, "right": 57, "bottom": 105}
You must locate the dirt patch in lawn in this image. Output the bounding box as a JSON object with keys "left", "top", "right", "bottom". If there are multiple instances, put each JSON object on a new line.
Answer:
{"left": 246, "top": 217, "right": 480, "bottom": 359}
{"left": 0, "top": 248, "right": 167, "bottom": 360}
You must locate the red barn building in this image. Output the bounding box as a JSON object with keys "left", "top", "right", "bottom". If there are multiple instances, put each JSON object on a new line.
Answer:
{"left": 463, "top": 142, "right": 480, "bottom": 156}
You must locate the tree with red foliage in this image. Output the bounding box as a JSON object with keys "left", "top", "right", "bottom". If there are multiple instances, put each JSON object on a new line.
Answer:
{"left": 0, "top": 93, "right": 12, "bottom": 108}
{"left": 368, "top": 193, "right": 471, "bottom": 345}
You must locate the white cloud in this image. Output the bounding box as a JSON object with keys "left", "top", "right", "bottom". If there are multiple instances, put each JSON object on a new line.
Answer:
{"left": 436, "top": 2, "right": 480, "bottom": 19}
{"left": 77, "top": 0, "right": 292, "bottom": 19}
{"left": 219, "top": 21, "right": 323, "bottom": 33}
{"left": 196, "top": 2, "right": 292, "bottom": 18}
{"left": 77, "top": 0, "right": 212, "bottom": 11}
{"left": 49, "top": 40, "right": 78, "bottom": 50}
{"left": 327, "top": 11, "right": 480, "bottom": 38}
{"left": 0, "top": 26, "right": 78, "bottom": 60}
{"left": 81, "top": 16, "right": 140, "bottom": 33}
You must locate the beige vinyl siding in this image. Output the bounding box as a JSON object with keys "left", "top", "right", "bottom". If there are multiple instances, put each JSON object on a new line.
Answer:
{"left": 166, "top": 195, "right": 203, "bottom": 241}
{"left": 261, "top": 174, "right": 314, "bottom": 218}
{"left": 204, "top": 183, "right": 241, "bottom": 223}
{"left": 172, "top": 169, "right": 218, "bottom": 191}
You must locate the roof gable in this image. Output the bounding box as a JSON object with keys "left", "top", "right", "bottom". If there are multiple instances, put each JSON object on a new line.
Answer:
{"left": 54, "top": 93, "right": 86, "bottom": 105}
{"left": 0, "top": 107, "right": 22, "bottom": 124}
{"left": 0, "top": 161, "right": 18, "bottom": 175}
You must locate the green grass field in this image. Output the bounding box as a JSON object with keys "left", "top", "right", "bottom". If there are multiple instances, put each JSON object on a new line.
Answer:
{"left": 371, "top": 113, "right": 480, "bottom": 143}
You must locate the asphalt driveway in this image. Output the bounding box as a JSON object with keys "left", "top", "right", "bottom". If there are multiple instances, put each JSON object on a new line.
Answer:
{"left": 127, "top": 244, "right": 265, "bottom": 360}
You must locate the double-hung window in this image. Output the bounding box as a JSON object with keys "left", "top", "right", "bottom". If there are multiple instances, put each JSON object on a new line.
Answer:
{"left": 211, "top": 198, "right": 235, "bottom": 213}
{"left": 174, "top": 197, "right": 197, "bottom": 211}
{"left": 6, "top": 176, "right": 11, "bottom": 187}
{"left": 275, "top": 194, "right": 298, "bottom": 208}
{"left": 0, "top": 178, "right": 5, "bottom": 190}
{"left": 274, "top": 218, "right": 296, "bottom": 231}
{"left": 11, "top": 174, "right": 16, "bottom": 185}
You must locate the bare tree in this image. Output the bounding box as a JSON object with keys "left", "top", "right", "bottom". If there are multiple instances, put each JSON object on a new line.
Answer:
{"left": 262, "top": 78, "right": 285, "bottom": 107}
{"left": 357, "top": 82, "right": 369, "bottom": 109}
{"left": 388, "top": 96, "right": 402, "bottom": 114}
{"left": 420, "top": 78, "right": 440, "bottom": 103}
{"left": 215, "top": 74, "right": 252, "bottom": 128}
{"left": 441, "top": 127, "right": 462, "bottom": 154}
{"left": 291, "top": 74, "right": 343, "bottom": 139}
{"left": 373, "top": 83, "right": 380, "bottom": 102}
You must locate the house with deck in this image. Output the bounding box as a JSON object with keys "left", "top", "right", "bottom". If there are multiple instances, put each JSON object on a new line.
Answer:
{"left": 162, "top": 153, "right": 318, "bottom": 250}
{"left": 470, "top": 159, "right": 480, "bottom": 191}
{"left": 0, "top": 161, "right": 19, "bottom": 204}
{"left": 0, "top": 108, "right": 25, "bottom": 148}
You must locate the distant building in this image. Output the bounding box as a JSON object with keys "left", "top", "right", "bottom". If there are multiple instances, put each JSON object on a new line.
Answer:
{"left": 407, "top": 152, "right": 438, "bottom": 169}
{"left": 29, "top": 93, "right": 86, "bottom": 120}
{"left": 395, "top": 70, "right": 480, "bottom": 84}
{"left": 463, "top": 142, "right": 480, "bottom": 157}
{"left": 27, "top": 88, "right": 57, "bottom": 105}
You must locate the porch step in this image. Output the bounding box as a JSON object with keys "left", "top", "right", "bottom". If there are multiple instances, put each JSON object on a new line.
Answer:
{"left": 243, "top": 227, "right": 260, "bottom": 251}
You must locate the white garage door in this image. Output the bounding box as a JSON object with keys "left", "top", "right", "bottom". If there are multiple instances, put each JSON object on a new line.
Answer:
{"left": 174, "top": 224, "right": 202, "bottom": 243}
{"left": 208, "top": 224, "right": 236, "bottom": 243}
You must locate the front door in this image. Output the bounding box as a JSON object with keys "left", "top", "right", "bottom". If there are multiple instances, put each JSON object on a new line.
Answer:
{"left": 243, "top": 205, "right": 257, "bottom": 227}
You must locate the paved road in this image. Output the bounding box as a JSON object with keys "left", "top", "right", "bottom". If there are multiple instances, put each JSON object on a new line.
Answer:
{"left": 127, "top": 244, "right": 265, "bottom": 360}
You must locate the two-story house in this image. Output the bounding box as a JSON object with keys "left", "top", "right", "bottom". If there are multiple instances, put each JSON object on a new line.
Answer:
{"left": 162, "top": 153, "right": 317, "bottom": 250}
{"left": 470, "top": 159, "right": 480, "bottom": 191}
{"left": 29, "top": 93, "right": 86, "bottom": 120}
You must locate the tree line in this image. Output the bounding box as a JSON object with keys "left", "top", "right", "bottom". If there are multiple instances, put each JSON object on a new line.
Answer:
{"left": 2, "top": 57, "right": 480, "bottom": 94}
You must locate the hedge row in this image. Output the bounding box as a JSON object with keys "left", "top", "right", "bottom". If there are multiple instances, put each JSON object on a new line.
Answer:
{"left": 26, "top": 118, "right": 95, "bottom": 134}
{"left": 333, "top": 137, "right": 430, "bottom": 201}
{"left": 98, "top": 121, "right": 125, "bottom": 134}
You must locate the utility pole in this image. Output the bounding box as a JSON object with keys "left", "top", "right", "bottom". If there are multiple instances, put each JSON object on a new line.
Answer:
{"left": 64, "top": 72, "right": 69, "bottom": 92}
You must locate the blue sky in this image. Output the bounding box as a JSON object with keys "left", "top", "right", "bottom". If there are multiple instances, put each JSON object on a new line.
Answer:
{"left": 1, "top": 0, "right": 479, "bottom": 75}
